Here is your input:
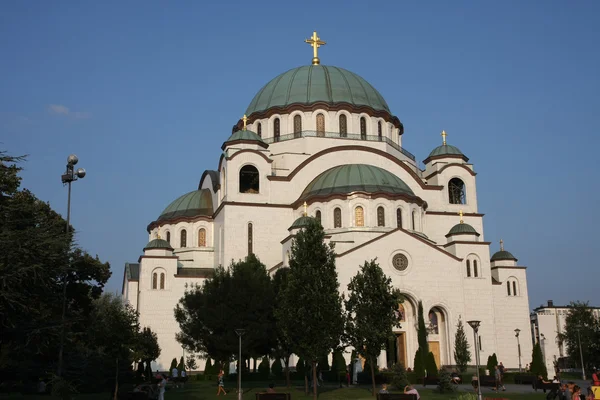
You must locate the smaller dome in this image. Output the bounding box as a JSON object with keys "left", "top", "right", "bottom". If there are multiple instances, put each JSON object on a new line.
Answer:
{"left": 446, "top": 223, "right": 480, "bottom": 237}
{"left": 428, "top": 144, "right": 464, "bottom": 158}
{"left": 491, "top": 250, "right": 518, "bottom": 262}
{"left": 144, "top": 238, "right": 173, "bottom": 251}
{"left": 225, "top": 129, "right": 265, "bottom": 143}
{"left": 159, "top": 189, "right": 214, "bottom": 221}
{"left": 289, "top": 215, "right": 316, "bottom": 230}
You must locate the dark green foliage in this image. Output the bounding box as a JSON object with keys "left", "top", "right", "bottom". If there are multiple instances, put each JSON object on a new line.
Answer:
{"left": 413, "top": 348, "right": 425, "bottom": 379}
{"left": 349, "top": 349, "right": 357, "bottom": 379}
{"left": 436, "top": 368, "right": 456, "bottom": 393}
{"left": 486, "top": 353, "right": 498, "bottom": 374}
{"left": 175, "top": 254, "right": 276, "bottom": 365}
{"left": 557, "top": 301, "right": 600, "bottom": 371}
{"left": 425, "top": 352, "right": 438, "bottom": 377}
{"left": 530, "top": 342, "right": 548, "bottom": 379}
{"left": 453, "top": 318, "right": 471, "bottom": 373}
{"left": 296, "top": 357, "right": 306, "bottom": 375}
{"left": 185, "top": 355, "right": 197, "bottom": 371}
{"left": 136, "top": 362, "right": 144, "bottom": 380}
{"left": 170, "top": 358, "right": 177, "bottom": 371}
{"left": 413, "top": 301, "right": 428, "bottom": 380}
{"left": 272, "top": 268, "right": 294, "bottom": 387}
{"left": 258, "top": 356, "right": 270, "bottom": 378}
{"left": 145, "top": 361, "right": 153, "bottom": 382}
{"left": 344, "top": 259, "right": 403, "bottom": 396}
{"left": 134, "top": 327, "right": 161, "bottom": 374}
{"left": 390, "top": 363, "right": 409, "bottom": 390}
{"left": 276, "top": 219, "right": 344, "bottom": 399}
{"left": 318, "top": 353, "right": 330, "bottom": 371}
{"left": 331, "top": 350, "right": 347, "bottom": 374}
{"left": 271, "top": 358, "right": 283, "bottom": 378}
{"left": 204, "top": 358, "right": 213, "bottom": 373}
{"left": 178, "top": 356, "right": 185, "bottom": 372}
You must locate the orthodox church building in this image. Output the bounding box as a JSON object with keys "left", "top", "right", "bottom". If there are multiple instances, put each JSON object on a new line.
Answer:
{"left": 122, "top": 32, "right": 532, "bottom": 371}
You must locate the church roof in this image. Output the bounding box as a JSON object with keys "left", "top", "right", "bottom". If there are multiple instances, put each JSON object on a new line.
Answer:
{"left": 446, "top": 222, "right": 480, "bottom": 237}
{"left": 158, "top": 189, "right": 214, "bottom": 221}
{"left": 300, "top": 164, "right": 415, "bottom": 201}
{"left": 428, "top": 144, "right": 465, "bottom": 158}
{"left": 491, "top": 250, "right": 518, "bottom": 262}
{"left": 125, "top": 263, "right": 139, "bottom": 281}
{"left": 222, "top": 129, "right": 266, "bottom": 150}
{"left": 144, "top": 238, "right": 173, "bottom": 251}
{"left": 245, "top": 65, "right": 390, "bottom": 116}
{"left": 289, "top": 215, "right": 316, "bottom": 230}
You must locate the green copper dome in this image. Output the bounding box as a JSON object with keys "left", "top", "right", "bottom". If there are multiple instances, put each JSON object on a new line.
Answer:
{"left": 246, "top": 65, "right": 390, "bottom": 116}
{"left": 158, "top": 189, "right": 214, "bottom": 221}
{"left": 428, "top": 144, "right": 464, "bottom": 158}
{"left": 224, "top": 129, "right": 265, "bottom": 144}
{"left": 301, "top": 164, "right": 414, "bottom": 200}
{"left": 289, "top": 215, "right": 316, "bottom": 230}
{"left": 144, "top": 238, "right": 173, "bottom": 251}
{"left": 446, "top": 223, "right": 480, "bottom": 237}
{"left": 491, "top": 250, "right": 518, "bottom": 262}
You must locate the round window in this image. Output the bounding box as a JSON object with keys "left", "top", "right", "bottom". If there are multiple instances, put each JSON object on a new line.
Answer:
{"left": 392, "top": 254, "right": 409, "bottom": 271}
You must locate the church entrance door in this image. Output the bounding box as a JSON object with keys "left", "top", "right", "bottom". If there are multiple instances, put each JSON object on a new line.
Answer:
{"left": 397, "top": 333, "right": 407, "bottom": 367}
{"left": 428, "top": 341, "right": 441, "bottom": 368}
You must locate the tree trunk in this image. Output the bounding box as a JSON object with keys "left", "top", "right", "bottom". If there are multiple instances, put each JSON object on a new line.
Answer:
{"left": 113, "top": 358, "right": 119, "bottom": 400}
{"left": 252, "top": 357, "right": 256, "bottom": 373}
{"left": 284, "top": 355, "right": 290, "bottom": 388}
{"left": 370, "top": 357, "right": 376, "bottom": 397}
{"left": 312, "top": 360, "right": 318, "bottom": 400}
{"left": 304, "top": 375, "right": 308, "bottom": 395}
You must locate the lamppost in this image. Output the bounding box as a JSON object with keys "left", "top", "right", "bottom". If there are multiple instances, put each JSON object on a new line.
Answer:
{"left": 576, "top": 326, "right": 586, "bottom": 380}
{"left": 235, "top": 329, "right": 245, "bottom": 400}
{"left": 57, "top": 154, "right": 86, "bottom": 377}
{"left": 515, "top": 329, "right": 522, "bottom": 372}
{"left": 467, "top": 320, "right": 483, "bottom": 400}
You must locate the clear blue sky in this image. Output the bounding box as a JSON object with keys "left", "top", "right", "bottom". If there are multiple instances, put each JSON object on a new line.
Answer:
{"left": 2, "top": 1, "right": 599, "bottom": 309}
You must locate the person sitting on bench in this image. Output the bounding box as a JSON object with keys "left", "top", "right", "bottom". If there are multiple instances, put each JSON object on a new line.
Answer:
{"left": 404, "top": 384, "right": 420, "bottom": 400}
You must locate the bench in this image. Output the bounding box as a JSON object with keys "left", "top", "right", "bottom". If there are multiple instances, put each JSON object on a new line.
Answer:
{"left": 422, "top": 376, "right": 440, "bottom": 386}
{"left": 377, "top": 394, "right": 418, "bottom": 400}
{"left": 255, "top": 393, "right": 291, "bottom": 400}
{"left": 533, "top": 381, "right": 559, "bottom": 393}
{"left": 472, "top": 376, "right": 496, "bottom": 388}
{"left": 514, "top": 374, "right": 536, "bottom": 385}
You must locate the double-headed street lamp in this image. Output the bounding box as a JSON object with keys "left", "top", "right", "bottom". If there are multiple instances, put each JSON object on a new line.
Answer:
{"left": 515, "top": 329, "right": 522, "bottom": 372}
{"left": 235, "top": 329, "right": 245, "bottom": 400}
{"left": 57, "top": 154, "right": 86, "bottom": 377}
{"left": 467, "top": 320, "right": 483, "bottom": 400}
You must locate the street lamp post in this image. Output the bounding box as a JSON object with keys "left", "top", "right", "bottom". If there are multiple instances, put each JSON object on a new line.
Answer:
{"left": 576, "top": 327, "right": 586, "bottom": 380}
{"left": 57, "top": 154, "right": 86, "bottom": 377}
{"left": 235, "top": 329, "right": 245, "bottom": 400}
{"left": 467, "top": 320, "right": 483, "bottom": 400}
{"left": 515, "top": 329, "right": 522, "bottom": 372}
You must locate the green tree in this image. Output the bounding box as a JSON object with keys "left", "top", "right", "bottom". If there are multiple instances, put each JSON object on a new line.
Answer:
{"left": 170, "top": 358, "right": 177, "bottom": 371}
{"left": 413, "top": 301, "right": 428, "bottom": 380}
{"left": 486, "top": 353, "right": 498, "bottom": 375}
{"left": 178, "top": 356, "right": 185, "bottom": 372}
{"left": 276, "top": 219, "right": 344, "bottom": 400}
{"left": 272, "top": 267, "right": 294, "bottom": 387}
{"left": 331, "top": 350, "right": 347, "bottom": 382}
{"left": 425, "top": 352, "right": 438, "bottom": 378}
{"left": 271, "top": 358, "right": 283, "bottom": 378}
{"left": 453, "top": 317, "right": 471, "bottom": 373}
{"left": 204, "top": 358, "right": 213, "bottom": 374}
{"left": 390, "top": 362, "right": 409, "bottom": 390}
{"left": 344, "top": 259, "right": 403, "bottom": 396}
{"left": 134, "top": 327, "right": 161, "bottom": 373}
{"left": 317, "top": 353, "right": 330, "bottom": 372}
{"left": 530, "top": 342, "right": 547, "bottom": 379}
{"left": 437, "top": 368, "right": 456, "bottom": 393}
{"left": 557, "top": 301, "right": 600, "bottom": 371}
{"left": 185, "top": 355, "right": 197, "bottom": 371}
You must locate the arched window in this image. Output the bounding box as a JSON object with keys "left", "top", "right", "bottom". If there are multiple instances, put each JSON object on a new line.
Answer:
{"left": 180, "top": 229, "right": 187, "bottom": 248}
{"left": 355, "top": 206, "right": 364, "bottom": 227}
{"left": 247, "top": 222, "right": 253, "bottom": 256}
{"left": 507, "top": 281, "right": 511, "bottom": 296}
{"left": 412, "top": 210, "right": 417, "bottom": 230}
{"left": 513, "top": 281, "right": 517, "bottom": 296}
{"left": 257, "top": 122, "right": 262, "bottom": 137}
{"left": 160, "top": 273, "right": 165, "bottom": 290}
{"left": 449, "top": 178, "right": 466, "bottom": 204}
{"left": 396, "top": 209, "right": 403, "bottom": 228}
{"left": 316, "top": 113, "right": 325, "bottom": 137}
{"left": 360, "top": 117, "right": 367, "bottom": 139}
{"left": 339, "top": 114, "right": 347, "bottom": 137}
{"left": 378, "top": 121, "right": 383, "bottom": 141}
{"left": 198, "top": 228, "right": 206, "bottom": 247}
{"left": 429, "top": 311, "right": 439, "bottom": 334}
{"left": 466, "top": 260, "right": 471, "bottom": 277}
{"left": 473, "top": 260, "right": 479, "bottom": 277}
{"left": 315, "top": 210, "right": 321, "bottom": 224}
{"left": 334, "top": 207, "right": 342, "bottom": 228}
{"left": 239, "top": 165, "right": 259, "bottom": 193}
{"left": 152, "top": 273, "right": 157, "bottom": 289}
{"left": 397, "top": 304, "right": 406, "bottom": 321}
{"left": 377, "top": 206, "right": 385, "bottom": 227}
{"left": 166, "top": 231, "right": 170, "bottom": 244}
{"left": 274, "top": 118, "right": 280, "bottom": 142}
{"left": 293, "top": 114, "right": 302, "bottom": 138}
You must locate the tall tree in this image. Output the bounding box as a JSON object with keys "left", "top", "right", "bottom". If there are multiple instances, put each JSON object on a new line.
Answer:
{"left": 530, "top": 342, "right": 547, "bottom": 379}
{"left": 272, "top": 267, "right": 294, "bottom": 387}
{"left": 344, "top": 259, "right": 403, "bottom": 396}
{"left": 413, "top": 301, "right": 428, "bottom": 380}
{"left": 276, "top": 219, "right": 344, "bottom": 400}
{"left": 453, "top": 317, "right": 471, "bottom": 373}
{"left": 557, "top": 301, "right": 600, "bottom": 371}
{"left": 134, "top": 327, "right": 161, "bottom": 373}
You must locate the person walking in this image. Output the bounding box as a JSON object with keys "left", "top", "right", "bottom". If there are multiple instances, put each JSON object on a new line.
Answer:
{"left": 158, "top": 374, "right": 167, "bottom": 400}
{"left": 217, "top": 369, "right": 226, "bottom": 396}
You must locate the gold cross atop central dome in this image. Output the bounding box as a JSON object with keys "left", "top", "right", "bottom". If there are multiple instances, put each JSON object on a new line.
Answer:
{"left": 305, "top": 31, "right": 326, "bottom": 65}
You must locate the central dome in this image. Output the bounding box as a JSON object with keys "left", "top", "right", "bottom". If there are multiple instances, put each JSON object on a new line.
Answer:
{"left": 245, "top": 65, "right": 390, "bottom": 116}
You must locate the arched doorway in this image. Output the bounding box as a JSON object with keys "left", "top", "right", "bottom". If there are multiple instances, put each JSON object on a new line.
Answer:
{"left": 427, "top": 306, "right": 449, "bottom": 368}
{"left": 386, "top": 296, "right": 417, "bottom": 368}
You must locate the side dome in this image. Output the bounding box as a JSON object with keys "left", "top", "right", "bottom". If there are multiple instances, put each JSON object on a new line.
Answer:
{"left": 158, "top": 189, "right": 214, "bottom": 221}
{"left": 446, "top": 223, "right": 480, "bottom": 237}
{"left": 289, "top": 215, "right": 317, "bottom": 230}
{"left": 428, "top": 144, "right": 464, "bottom": 158}
{"left": 491, "top": 250, "right": 518, "bottom": 262}
{"left": 246, "top": 65, "right": 390, "bottom": 116}
{"left": 300, "top": 164, "right": 416, "bottom": 202}
{"left": 144, "top": 238, "right": 173, "bottom": 251}
{"left": 222, "top": 129, "right": 266, "bottom": 150}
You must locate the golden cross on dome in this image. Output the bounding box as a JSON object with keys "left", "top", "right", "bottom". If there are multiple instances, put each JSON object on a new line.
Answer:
{"left": 303, "top": 201, "right": 308, "bottom": 216}
{"left": 441, "top": 130, "right": 447, "bottom": 145}
{"left": 156, "top": 230, "right": 161, "bottom": 240}
{"left": 459, "top": 210, "right": 464, "bottom": 223}
{"left": 500, "top": 239, "right": 504, "bottom": 251}
{"left": 305, "top": 31, "right": 326, "bottom": 65}
{"left": 242, "top": 114, "right": 248, "bottom": 130}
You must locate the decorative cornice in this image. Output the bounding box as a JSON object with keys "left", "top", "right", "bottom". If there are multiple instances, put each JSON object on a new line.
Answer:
{"left": 427, "top": 211, "right": 485, "bottom": 217}
{"left": 423, "top": 154, "right": 470, "bottom": 164}
{"left": 221, "top": 139, "right": 269, "bottom": 151}
{"left": 138, "top": 255, "right": 179, "bottom": 262}
{"left": 443, "top": 241, "right": 492, "bottom": 247}
{"left": 147, "top": 216, "right": 213, "bottom": 233}
{"left": 225, "top": 148, "right": 273, "bottom": 164}
{"left": 296, "top": 191, "right": 428, "bottom": 209}
{"left": 491, "top": 265, "right": 527, "bottom": 270}
{"left": 424, "top": 163, "right": 477, "bottom": 180}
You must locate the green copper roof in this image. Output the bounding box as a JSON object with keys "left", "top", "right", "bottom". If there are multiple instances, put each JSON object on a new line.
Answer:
{"left": 224, "top": 129, "right": 265, "bottom": 144}
{"left": 125, "top": 263, "right": 139, "bottom": 281}
{"left": 289, "top": 215, "right": 316, "bottom": 230}
{"left": 428, "top": 144, "right": 464, "bottom": 158}
{"left": 246, "top": 65, "right": 390, "bottom": 115}
{"left": 301, "top": 164, "right": 414, "bottom": 200}
{"left": 447, "top": 223, "right": 480, "bottom": 237}
{"left": 144, "top": 238, "right": 173, "bottom": 251}
{"left": 159, "top": 189, "right": 213, "bottom": 221}
{"left": 491, "top": 250, "right": 518, "bottom": 262}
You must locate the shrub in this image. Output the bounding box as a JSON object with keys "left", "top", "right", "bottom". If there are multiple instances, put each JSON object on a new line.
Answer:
{"left": 271, "top": 358, "right": 283, "bottom": 378}
{"left": 318, "top": 353, "right": 330, "bottom": 371}
{"left": 296, "top": 357, "right": 306, "bottom": 376}
{"left": 436, "top": 368, "right": 456, "bottom": 393}
{"left": 425, "top": 352, "right": 438, "bottom": 378}
{"left": 258, "top": 356, "right": 270, "bottom": 379}
{"left": 204, "top": 358, "right": 213, "bottom": 374}
{"left": 170, "top": 358, "right": 178, "bottom": 371}
{"left": 486, "top": 353, "right": 498, "bottom": 375}
{"left": 331, "top": 350, "right": 347, "bottom": 375}
{"left": 178, "top": 356, "right": 185, "bottom": 372}
{"left": 413, "top": 348, "right": 425, "bottom": 379}
{"left": 390, "top": 363, "right": 409, "bottom": 390}
{"left": 530, "top": 342, "right": 548, "bottom": 379}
